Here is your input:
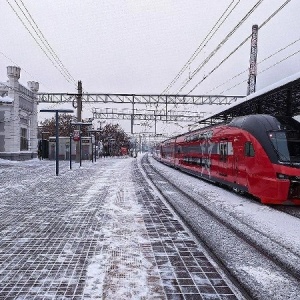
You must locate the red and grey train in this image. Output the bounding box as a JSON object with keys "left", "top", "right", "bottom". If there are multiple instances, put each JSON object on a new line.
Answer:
{"left": 153, "top": 114, "right": 300, "bottom": 205}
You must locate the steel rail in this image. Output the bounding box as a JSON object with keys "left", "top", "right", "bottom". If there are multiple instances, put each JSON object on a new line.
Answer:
{"left": 141, "top": 154, "right": 300, "bottom": 297}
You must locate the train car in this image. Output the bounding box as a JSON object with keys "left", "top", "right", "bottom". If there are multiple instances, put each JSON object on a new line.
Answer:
{"left": 160, "top": 137, "right": 177, "bottom": 167}
{"left": 152, "top": 143, "right": 162, "bottom": 161}
{"left": 156, "top": 114, "right": 300, "bottom": 205}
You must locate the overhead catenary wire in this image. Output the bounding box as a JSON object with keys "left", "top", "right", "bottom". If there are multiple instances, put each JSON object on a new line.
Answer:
{"left": 161, "top": 0, "right": 241, "bottom": 95}
{"left": 5, "top": 1, "right": 91, "bottom": 120}
{"left": 15, "top": 1, "right": 93, "bottom": 119}
{"left": 176, "top": 0, "right": 265, "bottom": 95}
{"left": 207, "top": 36, "right": 300, "bottom": 94}
{"left": 186, "top": 0, "right": 292, "bottom": 95}
{"left": 3, "top": 1, "right": 296, "bottom": 134}
{"left": 186, "top": 30, "right": 298, "bottom": 129}
{"left": 220, "top": 48, "right": 300, "bottom": 94}
{"left": 159, "top": 0, "right": 293, "bottom": 133}
{"left": 152, "top": 0, "right": 242, "bottom": 131}
{"left": 154, "top": 0, "right": 262, "bottom": 132}
{"left": 17, "top": 0, "right": 76, "bottom": 85}
{"left": 6, "top": 0, "right": 77, "bottom": 87}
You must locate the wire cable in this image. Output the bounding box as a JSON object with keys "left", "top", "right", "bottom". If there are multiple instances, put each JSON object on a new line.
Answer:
{"left": 5, "top": 1, "right": 89, "bottom": 115}
{"left": 161, "top": 0, "right": 241, "bottom": 95}
{"left": 220, "top": 48, "right": 300, "bottom": 94}
{"left": 186, "top": 0, "right": 292, "bottom": 95}
{"left": 6, "top": 0, "right": 76, "bottom": 87}
{"left": 152, "top": 0, "right": 241, "bottom": 129}
{"left": 207, "top": 36, "right": 300, "bottom": 93}
{"left": 177, "top": 0, "right": 265, "bottom": 94}
{"left": 18, "top": 0, "right": 76, "bottom": 85}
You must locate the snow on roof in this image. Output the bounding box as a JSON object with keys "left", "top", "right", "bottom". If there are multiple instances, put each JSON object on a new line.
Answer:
{"left": 245, "top": 70, "right": 300, "bottom": 101}
{"left": 0, "top": 96, "right": 13, "bottom": 103}
{"left": 204, "top": 71, "right": 300, "bottom": 119}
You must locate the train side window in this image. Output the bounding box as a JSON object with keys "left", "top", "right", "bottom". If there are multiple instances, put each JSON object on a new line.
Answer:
{"left": 219, "top": 142, "right": 227, "bottom": 162}
{"left": 245, "top": 142, "right": 255, "bottom": 157}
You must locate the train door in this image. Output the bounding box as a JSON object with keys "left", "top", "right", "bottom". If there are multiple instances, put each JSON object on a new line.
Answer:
{"left": 170, "top": 140, "right": 176, "bottom": 167}
{"left": 218, "top": 139, "right": 234, "bottom": 177}
{"left": 218, "top": 140, "right": 228, "bottom": 177}
{"left": 233, "top": 144, "right": 243, "bottom": 182}
{"left": 233, "top": 136, "right": 247, "bottom": 189}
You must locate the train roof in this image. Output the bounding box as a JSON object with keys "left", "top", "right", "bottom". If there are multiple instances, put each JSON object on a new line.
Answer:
{"left": 159, "top": 114, "right": 300, "bottom": 144}
{"left": 228, "top": 115, "right": 300, "bottom": 164}
{"left": 229, "top": 114, "right": 300, "bottom": 134}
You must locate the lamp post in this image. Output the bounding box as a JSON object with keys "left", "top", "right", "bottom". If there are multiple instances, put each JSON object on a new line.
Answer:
{"left": 69, "top": 133, "right": 73, "bottom": 169}
{"left": 40, "top": 109, "right": 74, "bottom": 176}
{"left": 71, "top": 122, "right": 93, "bottom": 167}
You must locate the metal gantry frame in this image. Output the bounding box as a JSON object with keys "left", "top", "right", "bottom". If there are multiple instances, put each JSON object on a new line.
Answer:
{"left": 37, "top": 93, "right": 244, "bottom": 105}
{"left": 37, "top": 92, "right": 244, "bottom": 134}
{"left": 37, "top": 75, "right": 300, "bottom": 138}
{"left": 91, "top": 108, "right": 205, "bottom": 122}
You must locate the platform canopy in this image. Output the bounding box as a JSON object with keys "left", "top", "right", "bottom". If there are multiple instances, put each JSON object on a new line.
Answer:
{"left": 197, "top": 72, "right": 300, "bottom": 126}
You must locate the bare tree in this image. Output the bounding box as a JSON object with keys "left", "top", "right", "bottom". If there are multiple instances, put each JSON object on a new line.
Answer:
{"left": 39, "top": 115, "right": 130, "bottom": 156}
{"left": 100, "top": 123, "right": 130, "bottom": 156}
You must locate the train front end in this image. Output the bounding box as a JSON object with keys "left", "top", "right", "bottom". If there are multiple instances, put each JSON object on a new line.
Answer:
{"left": 231, "top": 115, "right": 300, "bottom": 205}
{"left": 268, "top": 129, "right": 300, "bottom": 205}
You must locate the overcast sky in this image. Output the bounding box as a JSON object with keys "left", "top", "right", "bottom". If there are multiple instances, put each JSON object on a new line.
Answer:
{"left": 1, "top": 0, "right": 300, "bottom": 135}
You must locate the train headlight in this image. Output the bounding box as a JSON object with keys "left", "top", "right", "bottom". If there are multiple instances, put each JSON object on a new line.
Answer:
{"left": 276, "top": 173, "right": 289, "bottom": 179}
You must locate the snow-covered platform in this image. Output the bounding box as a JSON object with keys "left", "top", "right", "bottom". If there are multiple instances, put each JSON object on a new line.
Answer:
{"left": 0, "top": 156, "right": 240, "bottom": 299}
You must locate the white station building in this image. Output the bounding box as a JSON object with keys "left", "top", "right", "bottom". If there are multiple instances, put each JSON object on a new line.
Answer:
{"left": 0, "top": 66, "right": 39, "bottom": 160}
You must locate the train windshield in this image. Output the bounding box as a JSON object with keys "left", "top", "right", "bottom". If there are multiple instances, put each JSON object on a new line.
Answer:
{"left": 269, "top": 130, "right": 300, "bottom": 163}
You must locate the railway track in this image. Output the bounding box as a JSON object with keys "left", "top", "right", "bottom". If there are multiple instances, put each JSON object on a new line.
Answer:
{"left": 140, "top": 154, "right": 300, "bottom": 300}
{"left": 272, "top": 205, "right": 300, "bottom": 219}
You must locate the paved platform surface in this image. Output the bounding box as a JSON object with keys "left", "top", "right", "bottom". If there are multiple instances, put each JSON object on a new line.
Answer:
{"left": 0, "top": 157, "right": 240, "bottom": 300}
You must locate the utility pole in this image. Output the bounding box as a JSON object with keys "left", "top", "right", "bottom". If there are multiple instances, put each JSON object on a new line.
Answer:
{"left": 76, "top": 81, "right": 83, "bottom": 162}
{"left": 77, "top": 80, "right": 82, "bottom": 121}
{"left": 131, "top": 95, "right": 135, "bottom": 134}
{"left": 247, "top": 25, "right": 258, "bottom": 95}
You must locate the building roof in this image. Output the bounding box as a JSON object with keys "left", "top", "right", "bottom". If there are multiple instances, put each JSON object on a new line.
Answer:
{"left": 0, "top": 96, "right": 13, "bottom": 103}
